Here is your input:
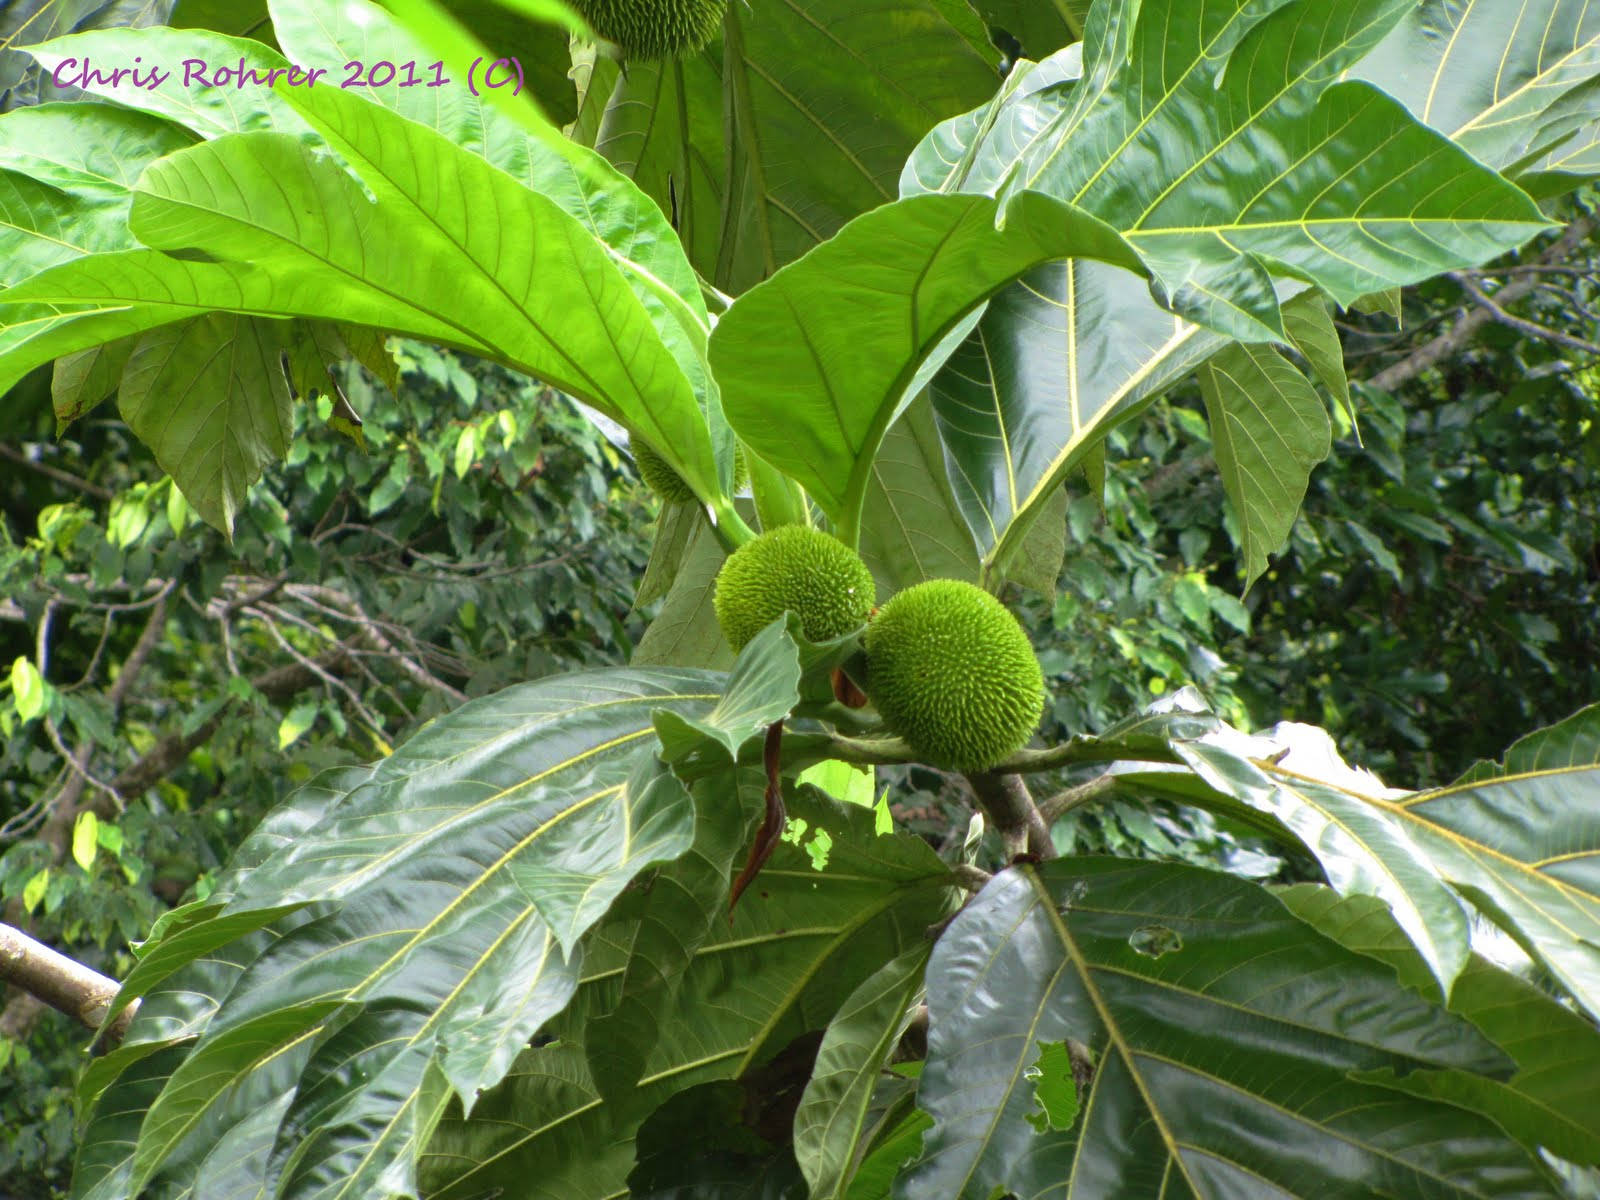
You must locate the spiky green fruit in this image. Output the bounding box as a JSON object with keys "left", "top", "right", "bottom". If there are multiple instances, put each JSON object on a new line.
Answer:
{"left": 575, "top": 0, "right": 727, "bottom": 59}
{"left": 633, "top": 441, "right": 748, "bottom": 502}
{"left": 713, "top": 525, "right": 875, "bottom": 651}
{"left": 865, "top": 579, "right": 1045, "bottom": 772}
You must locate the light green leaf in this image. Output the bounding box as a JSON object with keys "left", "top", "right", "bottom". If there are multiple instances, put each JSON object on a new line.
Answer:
{"left": 653, "top": 618, "right": 801, "bottom": 763}
{"left": 10, "top": 655, "right": 45, "bottom": 721}
{"left": 709, "top": 190, "right": 1146, "bottom": 544}
{"left": 453, "top": 426, "right": 478, "bottom": 481}
{"left": 797, "top": 760, "right": 875, "bottom": 809}
{"left": 1198, "top": 343, "right": 1332, "bottom": 588}
{"left": 276, "top": 702, "right": 317, "bottom": 750}
{"left": 22, "top": 868, "right": 48, "bottom": 913}
{"left": 24, "top": 28, "right": 311, "bottom": 139}
{"left": 72, "top": 811, "right": 99, "bottom": 872}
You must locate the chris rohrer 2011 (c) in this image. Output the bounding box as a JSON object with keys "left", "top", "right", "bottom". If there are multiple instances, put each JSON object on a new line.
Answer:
{"left": 46, "top": 55, "right": 454, "bottom": 91}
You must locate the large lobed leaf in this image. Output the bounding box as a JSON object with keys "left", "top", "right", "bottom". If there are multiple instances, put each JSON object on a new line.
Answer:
{"left": 1168, "top": 707, "right": 1600, "bottom": 1023}
{"left": 73, "top": 670, "right": 730, "bottom": 1200}
{"left": 901, "top": 858, "right": 1562, "bottom": 1199}
{"left": 708, "top": 189, "right": 1146, "bottom": 543}
{"left": 592, "top": 0, "right": 1001, "bottom": 294}
{"left": 420, "top": 787, "right": 957, "bottom": 1199}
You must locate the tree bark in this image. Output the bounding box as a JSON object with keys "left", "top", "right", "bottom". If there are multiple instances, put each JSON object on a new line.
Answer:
{"left": 0, "top": 922, "right": 136, "bottom": 1045}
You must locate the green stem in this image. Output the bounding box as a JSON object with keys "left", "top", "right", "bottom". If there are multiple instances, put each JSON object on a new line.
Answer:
{"left": 706, "top": 497, "right": 758, "bottom": 552}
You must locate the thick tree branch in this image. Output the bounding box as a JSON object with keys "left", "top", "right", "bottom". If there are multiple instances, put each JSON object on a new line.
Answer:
{"left": 0, "top": 922, "right": 135, "bottom": 1044}
{"left": 966, "top": 771, "right": 1054, "bottom": 859}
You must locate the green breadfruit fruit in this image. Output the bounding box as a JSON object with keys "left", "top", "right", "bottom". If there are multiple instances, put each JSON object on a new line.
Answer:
{"left": 713, "top": 525, "right": 875, "bottom": 651}
{"left": 633, "top": 440, "right": 748, "bottom": 502}
{"left": 574, "top": 0, "right": 728, "bottom": 59}
{"left": 865, "top": 579, "right": 1045, "bottom": 772}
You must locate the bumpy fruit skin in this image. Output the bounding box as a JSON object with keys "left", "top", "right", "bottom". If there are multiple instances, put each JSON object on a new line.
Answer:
{"left": 574, "top": 0, "right": 728, "bottom": 59}
{"left": 633, "top": 440, "right": 697, "bottom": 502}
{"left": 713, "top": 525, "right": 875, "bottom": 651}
{"left": 633, "top": 441, "right": 748, "bottom": 502}
{"left": 865, "top": 579, "right": 1045, "bottom": 772}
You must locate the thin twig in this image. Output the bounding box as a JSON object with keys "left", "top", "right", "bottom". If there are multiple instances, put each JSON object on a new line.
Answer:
{"left": 1447, "top": 270, "right": 1600, "bottom": 359}
{"left": 0, "top": 443, "right": 114, "bottom": 500}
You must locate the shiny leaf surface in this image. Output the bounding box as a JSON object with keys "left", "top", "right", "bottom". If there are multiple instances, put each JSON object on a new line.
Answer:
{"left": 901, "top": 858, "right": 1556, "bottom": 1200}
{"left": 74, "top": 670, "right": 728, "bottom": 1200}
{"left": 709, "top": 190, "right": 1145, "bottom": 542}
{"left": 594, "top": 0, "right": 1000, "bottom": 294}
{"left": 421, "top": 788, "right": 956, "bottom": 1199}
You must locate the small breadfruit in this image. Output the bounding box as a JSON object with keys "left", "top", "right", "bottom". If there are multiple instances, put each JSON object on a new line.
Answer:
{"left": 865, "top": 579, "right": 1044, "bottom": 772}
{"left": 633, "top": 441, "right": 749, "bottom": 503}
{"left": 574, "top": 0, "right": 727, "bottom": 59}
{"left": 713, "top": 525, "right": 875, "bottom": 651}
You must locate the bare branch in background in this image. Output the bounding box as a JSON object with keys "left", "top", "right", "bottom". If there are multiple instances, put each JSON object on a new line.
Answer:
{"left": 1369, "top": 214, "right": 1598, "bottom": 392}
{"left": 0, "top": 442, "right": 114, "bottom": 500}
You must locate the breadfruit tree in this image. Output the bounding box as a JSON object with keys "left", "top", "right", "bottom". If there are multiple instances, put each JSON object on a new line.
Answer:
{"left": 2, "top": 0, "right": 1599, "bottom": 1197}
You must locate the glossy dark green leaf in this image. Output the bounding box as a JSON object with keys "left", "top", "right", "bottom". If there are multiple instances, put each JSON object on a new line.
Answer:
{"left": 1197, "top": 343, "right": 1332, "bottom": 588}
{"left": 1001, "top": 0, "right": 1550, "bottom": 336}
{"left": 628, "top": 1080, "right": 806, "bottom": 1199}
{"left": 968, "top": 0, "right": 1084, "bottom": 59}
{"left": 585, "top": 774, "right": 748, "bottom": 1106}
{"left": 74, "top": 670, "right": 728, "bottom": 1200}
{"left": 901, "top": 858, "right": 1557, "bottom": 1200}
{"left": 1177, "top": 725, "right": 1473, "bottom": 995}
{"left": 595, "top": 0, "right": 1000, "bottom": 294}
{"left": 1279, "top": 884, "right": 1600, "bottom": 1168}
{"left": 794, "top": 945, "right": 930, "bottom": 1199}
{"left": 421, "top": 788, "right": 956, "bottom": 1199}
{"left": 709, "top": 190, "right": 1146, "bottom": 543}
{"left": 925, "top": 256, "right": 1225, "bottom": 571}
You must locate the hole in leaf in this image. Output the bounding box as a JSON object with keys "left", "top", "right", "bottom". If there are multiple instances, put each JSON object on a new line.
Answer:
{"left": 1024, "top": 1040, "right": 1079, "bottom": 1133}
{"left": 1128, "top": 924, "right": 1183, "bottom": 958}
